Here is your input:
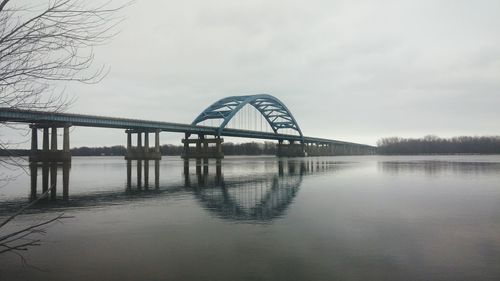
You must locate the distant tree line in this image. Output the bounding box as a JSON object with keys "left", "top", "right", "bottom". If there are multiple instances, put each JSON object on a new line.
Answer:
{"left": 377, "top": 136, "right": 500, "bottom": 155}
{"left": 5, "top": 137, "right": 500, "bottom": 157}
{"left": 68, "top": 142, "right": 277, "bottom": 156}
{"left": 0, "top": 142, "right": 278, "bottom": 157}
{"left": 72, "top": 145, "right": 126, "bottom": 156}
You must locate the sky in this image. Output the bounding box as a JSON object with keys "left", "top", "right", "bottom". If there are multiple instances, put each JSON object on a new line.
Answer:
{"left": 3, "top": 0, "right": 500, "bottom": 147}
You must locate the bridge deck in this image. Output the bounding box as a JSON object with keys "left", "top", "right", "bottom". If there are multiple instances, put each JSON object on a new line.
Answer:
{"left": 0, "top": 108, "right": 373, "bottom": 148}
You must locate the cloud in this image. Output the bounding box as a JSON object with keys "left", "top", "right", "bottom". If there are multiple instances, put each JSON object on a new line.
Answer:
{"left": 6, "top": 0, "right": 500, "bottom": 146}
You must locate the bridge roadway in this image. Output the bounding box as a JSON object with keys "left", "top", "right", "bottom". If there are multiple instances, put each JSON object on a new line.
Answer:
{"left": 0, "top": 108, "right": 373, "bottom": 148}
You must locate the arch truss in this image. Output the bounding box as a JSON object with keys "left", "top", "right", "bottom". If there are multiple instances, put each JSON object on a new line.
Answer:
{"left": 192, "top": 94, "right": 303, "bottom": 138}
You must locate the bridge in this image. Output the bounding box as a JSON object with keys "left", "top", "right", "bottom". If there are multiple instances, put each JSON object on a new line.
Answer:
{"left": 0, "top": 94, "right": 376, "bottom": 165}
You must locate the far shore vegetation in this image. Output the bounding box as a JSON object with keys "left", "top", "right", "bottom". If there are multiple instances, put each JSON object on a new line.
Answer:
{"left": 0, "top": 142, "right": 279, "bottom": 157}
{"left": 377, "top": 135, "right": 500, "bottom": 155}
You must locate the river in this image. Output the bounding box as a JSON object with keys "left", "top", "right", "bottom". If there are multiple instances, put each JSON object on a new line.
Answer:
{"left": 1, "top": 155, "right": 500, "bottom": 281}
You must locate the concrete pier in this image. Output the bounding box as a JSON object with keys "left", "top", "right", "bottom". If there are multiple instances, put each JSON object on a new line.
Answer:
{"left": 181, "top": 134, "right": 224, "bottom": 174}
{"left": 28, "top": 123, "right": 72, "bottom": 201}
{"left": 125, "top": 129, "right": 161, "bottom": 160}
{"left": 182, "top": 133, "right": 223, "bottom": 174}
{"left": 275, "top": 140, "right": 376, "bottom": 157}
{"left": 182, "top": 134, "right": 223, "bottom": 160}
{"left": 29, "top": 124, "right": 71, "bottom": 163}
{"left": 276, "top": 140, "right": 306, "bottom": 157}
{"left": 303, "top": 142, "right": 376, "bottom": 156}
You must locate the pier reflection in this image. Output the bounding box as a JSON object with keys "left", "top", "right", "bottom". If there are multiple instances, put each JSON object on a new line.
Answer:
{"left": 29, "top": 162, "right": 71, "bottom": 202}
{"left": 126, "top": 160, "right": 160, "bottom": 190}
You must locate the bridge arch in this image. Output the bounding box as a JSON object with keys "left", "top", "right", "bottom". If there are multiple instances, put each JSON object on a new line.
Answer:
{"left": 192, "top": 94, "right": 303, "bottom": 138}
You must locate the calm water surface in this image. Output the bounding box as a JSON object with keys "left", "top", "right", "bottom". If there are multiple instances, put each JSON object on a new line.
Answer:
{"left": 1, "top": 155, "right": 500, "bottom": 281}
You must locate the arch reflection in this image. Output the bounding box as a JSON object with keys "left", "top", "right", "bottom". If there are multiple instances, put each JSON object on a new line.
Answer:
{"left": 185, "top": 159, "right": 338, "bottom": 223}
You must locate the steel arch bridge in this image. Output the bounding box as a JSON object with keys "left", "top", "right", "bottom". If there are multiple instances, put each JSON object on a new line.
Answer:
{"left": 192, "top": 94, "right": 303, "bottom": 139}
{"left": 0, "top": 93, "right": 377, "bottom": 162}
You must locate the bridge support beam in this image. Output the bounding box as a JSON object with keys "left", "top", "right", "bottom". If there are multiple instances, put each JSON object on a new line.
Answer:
{"left": 182, "top": 134, "right": 223, "bottom": 173}
{"left": 326, "top": 144, "right": 334, "bottom": 156}
{"left": 276, "top": 140, "right": 306, "bottom": 157}
{"left": 335, "top": 144, "right": 347, "bottom": 155}
{"left": 125, "top": 129, "right": 161, "bottom": 189}
{"left": 303, "top": 142, "right": 375, "bottom": 156}
{"left": 125, "top": 129, "right": 161, "bottom": 160}
{"left": 305, "top": 143, "right": 320, "bottom": 156}
{"left": 29, "top": 124, "right": 71, "bottom": 163}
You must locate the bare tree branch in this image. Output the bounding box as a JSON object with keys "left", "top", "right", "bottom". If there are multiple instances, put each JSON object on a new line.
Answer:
{"left": 0, "top": 0, "right": 128, "bottom": 112}
{"left": 0, "top": 185, "right": 72, "bottom": 257}
{"left": 0, "top": 0, "right": 128, "bottom": 259}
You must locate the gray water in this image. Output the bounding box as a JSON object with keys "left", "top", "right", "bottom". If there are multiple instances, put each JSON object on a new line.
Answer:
{"left": 1, "top": 155, "right": 500, "bottom": 281}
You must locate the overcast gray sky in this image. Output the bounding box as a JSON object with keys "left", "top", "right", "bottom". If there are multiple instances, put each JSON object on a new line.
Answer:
{"left": 4, "top": 0, "right": 500, "bottom": 147}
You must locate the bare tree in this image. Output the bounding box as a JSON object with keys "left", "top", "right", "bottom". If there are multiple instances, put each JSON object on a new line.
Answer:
{"left": 0, "top": 0, "right": 126, "bottom": 110}
{"left": 0, "top": 0, "right": 126, "bottom": 257}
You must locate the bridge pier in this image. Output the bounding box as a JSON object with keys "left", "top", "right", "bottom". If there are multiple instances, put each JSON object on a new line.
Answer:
{"left": 125, "top": 130, "right": 161, "bottom": 160}
{"left": 347, "top": 145, "right": 355, "bottom": 155}
{"left": 319, "top": 143, "right": 326, "bottom": 155}
{"left": 124, "top": 130, "right": 161, "bottom": 190}
{"left": 276, "top": 140, "right": 306, "bottom": 157}
{"left": 327, "top": 144, "right": 335, "bottom": 156}
{"left": 29, "top": 124, "right": 71, "bottom": 163}
{"left": 182, "top": 133, "right": 223, "bottom": 174}
{"left": 338, "top": 144, "right": 348, "bottom": 155}
{"left": 305, "top": 143, "right": 319, "bottom": 156}
{"left": 29, "top": 123, "right": 71, "bottom": 201}
{"left": 302, "top": 142, "right": 376, "bottom": 157}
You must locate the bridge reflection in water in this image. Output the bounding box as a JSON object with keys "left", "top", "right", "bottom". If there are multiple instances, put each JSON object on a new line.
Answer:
{"left": 29, "top": 162, "right": 71, "bottom": 202}
{"left": 126, "top": 160, "right": 160, "bottom": 190}
{"left": 185, "top": 159, "right": 338, "bottom": 222}
{"left": 24, "top": 158, "right": 340, "bottom": 223}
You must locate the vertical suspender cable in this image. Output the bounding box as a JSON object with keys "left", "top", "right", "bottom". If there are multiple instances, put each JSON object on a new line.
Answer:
{"left": 253, "top": 108, "right": 256, "bottom": 131}
{"left": 260, "top": 113, "right": 262, "bottom": 132}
